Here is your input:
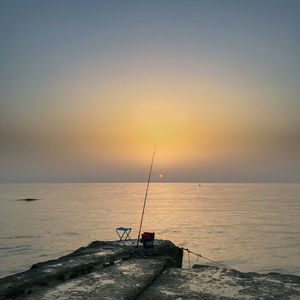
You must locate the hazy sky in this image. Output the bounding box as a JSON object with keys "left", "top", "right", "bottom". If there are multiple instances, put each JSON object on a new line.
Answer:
{"left": 1, "top": 0, "right": 300, "bottom": 182}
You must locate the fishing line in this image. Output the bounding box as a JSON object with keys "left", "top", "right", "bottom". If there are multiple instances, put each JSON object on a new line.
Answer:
{"left": 182, "top": 247, "right": 236, "bottom": 271}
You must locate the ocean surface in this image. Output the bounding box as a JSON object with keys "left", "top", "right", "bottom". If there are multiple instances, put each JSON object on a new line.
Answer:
{"left": 0, "top": 183, "right": 299, "bottom": 278}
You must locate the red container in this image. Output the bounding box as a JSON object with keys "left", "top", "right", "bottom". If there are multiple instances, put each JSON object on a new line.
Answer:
{"left": 142, "top": 232, "right": 155, "bottom": 240}
{"left": 141, "top": 232, "right": 155, "bottom": 248}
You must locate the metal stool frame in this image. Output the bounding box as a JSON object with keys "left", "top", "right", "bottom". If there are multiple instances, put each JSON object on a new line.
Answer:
{"left": 116, "top": 227, "right": 132, "bottom": 245}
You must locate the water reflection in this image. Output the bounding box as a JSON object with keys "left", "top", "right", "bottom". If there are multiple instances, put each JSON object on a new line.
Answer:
{"left": 0, "top": 183, "right": 299, "bottom": 277}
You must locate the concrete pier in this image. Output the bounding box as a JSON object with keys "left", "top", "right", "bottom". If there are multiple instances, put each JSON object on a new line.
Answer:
{"left": 0, "top": 240, "right": 182, "bottom": 299}
{"left": 1, "top": 240, "right": 300, "bottom": 299}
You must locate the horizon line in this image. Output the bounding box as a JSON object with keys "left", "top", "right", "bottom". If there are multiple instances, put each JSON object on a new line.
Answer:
{"left": 0, "top": 181, "right": 299, "bottom": 184}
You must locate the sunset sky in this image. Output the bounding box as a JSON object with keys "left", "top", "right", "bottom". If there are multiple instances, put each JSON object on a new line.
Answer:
{"left": 1, "top": 0, "right": 299, "bottom": 182}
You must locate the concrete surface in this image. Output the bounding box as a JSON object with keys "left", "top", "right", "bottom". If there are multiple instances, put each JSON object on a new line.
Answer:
{"left": 1, "top": 240, "right": 300, "bottom": 299}
{"left": 138, "top": 264, "right": 300, "bottom": 300}
{"left": 0, "top": 240, "right": 182, "bottom": 299}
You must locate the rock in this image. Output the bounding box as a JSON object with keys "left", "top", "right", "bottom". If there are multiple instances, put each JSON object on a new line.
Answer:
{"left": 0, "top": 240, "right": 182, "bottom": 299}
{"left": 1, "top": 241, "right": 300, "bottom": 299}
{"left": 137, "top": 264, "right": 300, "bottom": 299}
{"left": 17, "top": 198, "right": 39, "bottom": 202}
{"left": 26, "top": 257, "right": 168, "bottom": 300}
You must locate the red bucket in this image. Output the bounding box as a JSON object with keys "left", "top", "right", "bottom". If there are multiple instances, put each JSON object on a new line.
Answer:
{"left": 141, "top": 232, "right": 155, "bottom": 248}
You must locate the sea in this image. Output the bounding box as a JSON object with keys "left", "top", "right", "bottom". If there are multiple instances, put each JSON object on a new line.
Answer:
{"left": 0, "top": 183, "right": 299, "bottom": 278}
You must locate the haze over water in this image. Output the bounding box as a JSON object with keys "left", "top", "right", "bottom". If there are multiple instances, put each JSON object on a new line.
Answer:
{"left": 1, "top": 183, "right": 299, "bottom": 278}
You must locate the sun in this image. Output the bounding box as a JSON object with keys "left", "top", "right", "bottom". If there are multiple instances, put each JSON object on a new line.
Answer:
{"left": 159, "top": 174, "right": 164, "bottom": 179}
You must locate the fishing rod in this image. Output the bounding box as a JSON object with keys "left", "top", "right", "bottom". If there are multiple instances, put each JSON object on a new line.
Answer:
{"left": 136, "top": 144, "right": 156, "bottom": 247}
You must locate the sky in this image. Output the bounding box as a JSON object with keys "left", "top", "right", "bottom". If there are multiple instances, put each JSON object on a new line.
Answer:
{"left": 0, "top": 0, "right": 300, "bottom": 183}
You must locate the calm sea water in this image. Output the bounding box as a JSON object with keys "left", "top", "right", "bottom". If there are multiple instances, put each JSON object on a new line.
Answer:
{"left": 0, "top": 183, "right": 299, "bottom": 278}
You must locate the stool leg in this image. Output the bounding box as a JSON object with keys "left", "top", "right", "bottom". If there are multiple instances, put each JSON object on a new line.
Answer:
{"left": 124, "top": 231, "right": 131, "bottom": 241}
{"left": 116, "top": 230, "right": 125, "bottom": 245}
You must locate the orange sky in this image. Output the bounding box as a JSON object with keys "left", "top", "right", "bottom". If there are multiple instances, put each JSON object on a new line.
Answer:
{"left": 1, "top": 1, "right": 300, "bottom": 182}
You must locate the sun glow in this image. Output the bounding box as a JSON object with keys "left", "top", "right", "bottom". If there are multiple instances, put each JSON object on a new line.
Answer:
{"left": 63, "top": 92, "right": 251, "bottom": 170}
